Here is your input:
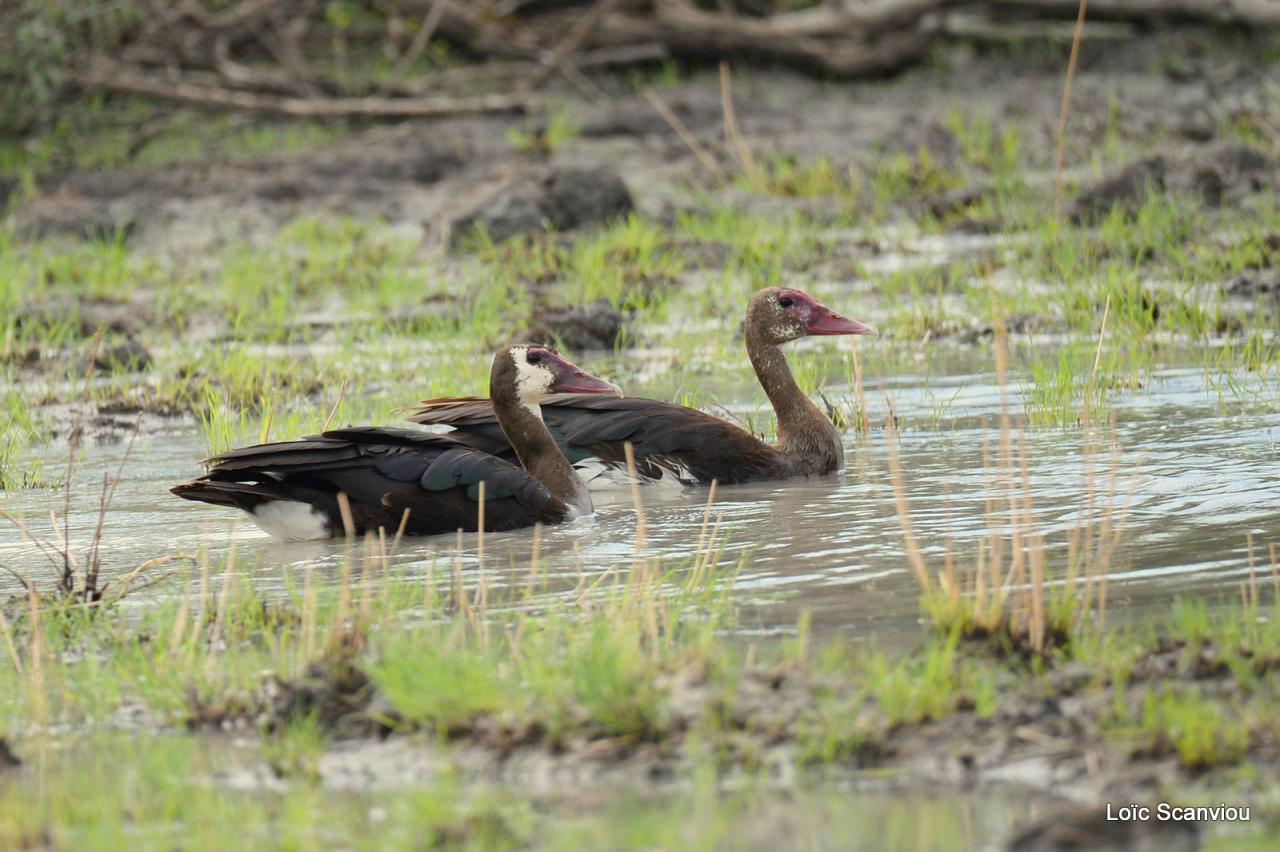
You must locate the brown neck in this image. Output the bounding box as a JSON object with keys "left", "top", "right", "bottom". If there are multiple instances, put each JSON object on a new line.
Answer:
{"left": 492, "top": 393, "right": 592, "bottom": 515}
{"left": 745, "top": 326, "right": 843, "bottom": 472}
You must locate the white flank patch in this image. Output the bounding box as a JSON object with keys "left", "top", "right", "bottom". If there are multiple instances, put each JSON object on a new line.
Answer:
{"left": 574, "top": 458, "right": 689, "bottom": 489}
{"left": 574, "top": 458, "right": 621, "bottom": 489}
{"left": 250, "top": 500, "right": 330, "bottom": 541}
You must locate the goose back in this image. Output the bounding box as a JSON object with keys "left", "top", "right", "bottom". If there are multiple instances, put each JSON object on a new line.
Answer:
{"left": 409, "top": 395, "right": 803, "bottom": 485}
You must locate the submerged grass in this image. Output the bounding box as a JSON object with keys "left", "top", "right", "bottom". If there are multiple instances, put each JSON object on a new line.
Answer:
{"left": 887, "top": 311, "right": 1129, "bottom": 655}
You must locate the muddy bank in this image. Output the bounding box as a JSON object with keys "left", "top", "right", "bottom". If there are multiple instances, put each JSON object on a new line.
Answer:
{"left": 5, "top": 26, "right": 1280, "bottom": 438}
{"left": 9, "top": 26, "right": 1280, "bottom": 262}
{"left": 178, "top": 627, "right": 1280, "bottom": 835}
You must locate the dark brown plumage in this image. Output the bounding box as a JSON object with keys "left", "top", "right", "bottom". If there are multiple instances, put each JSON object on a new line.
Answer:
{"left": 406, "top": 288, "right": 877, "bottom": 486}
{"left": 170, "top": 345, "right": 618, "bottom": 539}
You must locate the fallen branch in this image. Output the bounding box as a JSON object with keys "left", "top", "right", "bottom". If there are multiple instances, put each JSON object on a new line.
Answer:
{"left": 592, "top": 0, "right": 938, "bottom": 77}
{"left": 12, "top": 0, "right": 1280, "bottom": 136}
{"left": 989, "top": 0, "right": 1280, "bottom": 26}
{"left": 72, "top": 57, "right": 533, "bottom": 118}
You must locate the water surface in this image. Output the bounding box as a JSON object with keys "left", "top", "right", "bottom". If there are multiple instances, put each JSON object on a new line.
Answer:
{"left": 5, "top": 357, "right": 1277, "bottom": 646}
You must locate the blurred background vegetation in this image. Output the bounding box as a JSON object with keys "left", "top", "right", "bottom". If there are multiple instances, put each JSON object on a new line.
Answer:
{"left": 5, "top": 0, "right": 1275, "bottom": 185}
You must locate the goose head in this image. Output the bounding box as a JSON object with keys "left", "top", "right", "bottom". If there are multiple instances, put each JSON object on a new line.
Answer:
{"left": 746, "top": 287, "right": 877, "bottom": 345}
{"left": 492, "top": 344, "right": 620, "bottom": 413}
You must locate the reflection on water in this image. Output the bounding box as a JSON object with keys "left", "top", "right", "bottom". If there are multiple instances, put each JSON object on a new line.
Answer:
{"left": 12, "top": 731, "right": 1064, "bottom": 849}
{"left": 555, "top": 782, "right": 1060, "bottom": 851}
{"left": 3, "top": 363, "right": 1279, "bottom": 645}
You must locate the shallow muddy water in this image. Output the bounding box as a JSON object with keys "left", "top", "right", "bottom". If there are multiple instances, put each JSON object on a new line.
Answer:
{"left": 5, "top": 355, "right": 1278, "bottom": 648}
{"left": 20, "top": 729, "right": 1066, "bottom": 850}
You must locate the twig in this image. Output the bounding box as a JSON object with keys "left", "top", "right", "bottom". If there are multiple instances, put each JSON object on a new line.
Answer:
{"left": 392, "top": 508, "right": 411, "bottom": 555}
{"left": 205, "top": 0, "right": 287, "bottom": 32}
{"left": 526, "top": 522, "right": 543, "bottom": 599}
{"left": 642, "top": 87, "right": 725, "bottom": 181}
{"left": 62, "top": 326, "right": 104, "bottom": 589}
{"left": 322, "top": 380, "right": 349, "bottom": 433}
{"left": 883, "top": 413, "right": 931, "bottom": 593}
{"left": 623, "top": 442, "right": 648, "bottom": 550}
{"left": 521, "top": 0, "right": 621, "bottom": 93}
{"left": 123, "top": 113, "right": 175, "bottom": 162}
{"left": 596, "top": 0, "right": 934, "bottom": 77}
{"left": 101, "top": 555, "right": 191, "bottom": 604}
{"left": 1082, "top": 293, "right": 1111, "bottom": 430}
{"left": 85, "top": 418, "right": 144, "bottom": 597}
{"left": 0, "top": 508, "right": 67, "bottom": 577}
{"left": 384, "top": 0, "right": 450, "bottom": 93}
{"left": 577, "top": 43, "right": 669, "bottom": 68}
{"left": 47, "top": 511, "right": 84, "bottom": 593}
{"left": 213, "top": 35, "right": 299, "bottom": 95}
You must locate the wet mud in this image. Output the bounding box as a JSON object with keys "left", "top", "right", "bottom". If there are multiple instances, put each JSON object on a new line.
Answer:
{"left": 172, "top": 628, "right": 1279, "bottom": 829}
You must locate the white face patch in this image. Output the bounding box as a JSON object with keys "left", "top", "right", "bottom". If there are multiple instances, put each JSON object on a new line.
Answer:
{"left": 509, "top": 346, "right": 556, "bottom": 414}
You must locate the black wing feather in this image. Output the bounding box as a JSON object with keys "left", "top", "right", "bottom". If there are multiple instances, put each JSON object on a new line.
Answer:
{"left": 174, "top": 427, "right": 565, "bottom": 536}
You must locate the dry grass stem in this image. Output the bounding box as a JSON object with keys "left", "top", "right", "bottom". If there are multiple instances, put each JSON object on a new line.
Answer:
{"left": 1054, "top": 0, "right": 1088, "bottom": 216}
{"left": 643, "top": 87, "right": 725, "bottom": 181}
{"left": 322, "top": 379, "right": 349, "bottom": 433}
{"left": 719, "top": 61, "right": 763, "bottom": 187}
{"left": 883, "top": 417, "right": 931, "bottom": 593}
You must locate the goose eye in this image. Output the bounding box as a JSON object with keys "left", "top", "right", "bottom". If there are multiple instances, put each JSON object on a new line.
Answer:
{"left": 778, "top": 297, "right": 794, "bottom": 308}
{"left": 526, "top": 353, "right": 543, "bottom": 364}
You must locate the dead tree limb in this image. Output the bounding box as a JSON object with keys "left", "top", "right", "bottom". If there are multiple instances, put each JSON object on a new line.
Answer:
{"left": 71, "top": 57, "right": 534, "bottom": 118}
{"left": 212, "top": 35, "right": 302, "bottom": 95}
{"left": 988, "top": 0, "right": 1280, "bottom": 26}
{"left": 592, "top": 0, "right": 937, "bottom": 77}
{"left": 736, "top": 0, "right": 967, "bottom": 36}
{"left": 12, "top": 0, "right": 1280, "bottom": 137}
{"left": 204, "top": 0, "right": 289, "bottom": 32}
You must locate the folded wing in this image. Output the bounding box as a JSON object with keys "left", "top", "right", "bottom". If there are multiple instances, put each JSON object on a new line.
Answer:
{"left": 408, "top": 395, "right": 790, "bottom": 485}
{"left": 171, "top": 427, "right": 563, "bottom": 537}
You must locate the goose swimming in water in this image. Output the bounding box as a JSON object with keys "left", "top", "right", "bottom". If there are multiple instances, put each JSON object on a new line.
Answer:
{"left": 407, "top": 288, "right": 876, "bottom": 486}
{"left": 170, "top": 344, "right": 620, "bottom": 540}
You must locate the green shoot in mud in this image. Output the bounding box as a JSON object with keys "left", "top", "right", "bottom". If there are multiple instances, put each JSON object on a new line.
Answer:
{"left": 944, "top": 109, "right": 1021, "bottom": 177}
{"left": 740, "top": 154, "right": 850, "bottom": 199}
{"left": 1139, "top": 691, "right": 1250, "bottom": 771}
{"left": 507, "top": 107, "right": 580, "bottom": 156}
{"left": 0, "top": 390, "right": 45, "bottom": 489}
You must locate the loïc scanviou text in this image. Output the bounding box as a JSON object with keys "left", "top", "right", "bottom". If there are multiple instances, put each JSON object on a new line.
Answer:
{"left": 1106, "top": 803, "right": 1250, "bottom": 822}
